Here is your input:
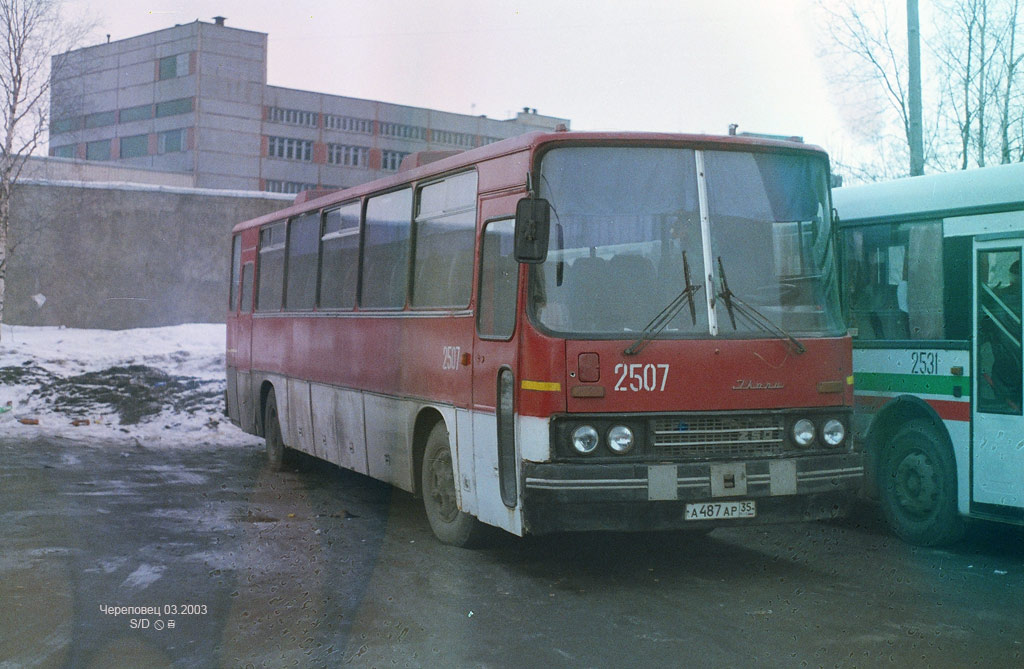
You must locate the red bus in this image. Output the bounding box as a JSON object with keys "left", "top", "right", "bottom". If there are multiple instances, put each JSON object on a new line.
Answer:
{"left": 226, "top": 130, "right": 863, "bottom": 546}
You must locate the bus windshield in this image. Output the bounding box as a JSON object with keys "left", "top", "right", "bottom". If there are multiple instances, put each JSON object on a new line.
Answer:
{"left": 530, "top": 146, "right": 843, "bottom": 339}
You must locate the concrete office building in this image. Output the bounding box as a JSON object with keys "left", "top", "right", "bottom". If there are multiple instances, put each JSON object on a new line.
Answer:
{"left": 48, "top": 18, "right": 569, "bottom": 193}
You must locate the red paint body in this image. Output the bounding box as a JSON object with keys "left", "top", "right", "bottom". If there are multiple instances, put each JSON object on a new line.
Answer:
{"left": 226, "top": 130, "right": 856, "bottom": 517}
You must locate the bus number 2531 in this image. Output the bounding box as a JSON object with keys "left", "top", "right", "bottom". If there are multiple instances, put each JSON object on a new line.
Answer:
{"left": 614, "top": 363, "right": 670, "bottom": 392}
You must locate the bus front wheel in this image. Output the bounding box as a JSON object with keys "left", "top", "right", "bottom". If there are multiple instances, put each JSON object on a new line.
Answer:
{"left": 879, "top": 419, "right": 965, "bottom": 546}
{"left": 421, "top": 422, "right": 486, "bottom": 547}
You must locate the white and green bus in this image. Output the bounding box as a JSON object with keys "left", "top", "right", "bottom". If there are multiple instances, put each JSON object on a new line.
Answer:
{"left": 834, "top": 162, "right": 1024, "bottom": 546}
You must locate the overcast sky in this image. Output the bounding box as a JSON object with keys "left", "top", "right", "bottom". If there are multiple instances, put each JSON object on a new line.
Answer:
{"left": 68, "top": 0, "right": 867, "bottom": 156}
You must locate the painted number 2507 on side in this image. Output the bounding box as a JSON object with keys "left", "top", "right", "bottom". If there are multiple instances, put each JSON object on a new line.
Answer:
{"left": 614, "top": 363, "right": 670, "bottom": 392}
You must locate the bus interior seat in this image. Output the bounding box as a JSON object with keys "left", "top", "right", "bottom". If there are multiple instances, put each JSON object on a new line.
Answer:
{"left": 606, "top": 254, "right": 656, "bottom": 330}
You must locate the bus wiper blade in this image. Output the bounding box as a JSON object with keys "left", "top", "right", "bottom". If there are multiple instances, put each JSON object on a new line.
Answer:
{"left": 625, "top": 251, "right": 702, "bottom": 356}
{"left": 716, "top": 257, "right": 806, "bottom": 355}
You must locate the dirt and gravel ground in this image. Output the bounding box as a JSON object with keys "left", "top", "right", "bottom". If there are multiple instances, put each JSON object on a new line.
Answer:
{"left": 3, "top": 433, "right": 1024, "bottom": 668}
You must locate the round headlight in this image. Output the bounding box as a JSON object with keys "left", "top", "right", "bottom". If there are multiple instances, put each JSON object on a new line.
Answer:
{"left": 822, "top": 419, "right": 845, "bottom": 447}
{"left": 571, "top": 425, "right": 600, "bottom": 454}
{"left": 793, "top": 419, "right": 815, "bottom": 448}
{"left": 607, "top": 425, "right": 635, "bottom": 454}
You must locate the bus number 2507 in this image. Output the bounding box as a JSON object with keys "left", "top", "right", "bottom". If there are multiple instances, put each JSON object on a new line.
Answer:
{"left": 614, "top": 363, "right": 670, "bottom": 392}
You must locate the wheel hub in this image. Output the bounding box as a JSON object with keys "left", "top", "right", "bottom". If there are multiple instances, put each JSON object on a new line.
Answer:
{"left": 893, "top": 451, "right": 939, "bottom": 516}
{"left": 428, "top": 451, "right": 459, "bottom": 522}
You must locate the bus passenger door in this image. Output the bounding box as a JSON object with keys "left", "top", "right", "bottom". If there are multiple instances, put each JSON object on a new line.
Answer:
{"left": 972, "top": 241, "right": 1024, "bottom": 511}
{"left": 471, "top": 217, "right": 522, "bottom": 533}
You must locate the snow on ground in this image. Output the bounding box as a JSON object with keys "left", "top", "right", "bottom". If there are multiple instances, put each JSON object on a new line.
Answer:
{"left": 0, "top": 323, "right": 262, "bottom": 448}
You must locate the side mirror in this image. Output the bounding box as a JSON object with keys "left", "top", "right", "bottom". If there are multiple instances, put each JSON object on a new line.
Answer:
{"left": 514, "top": 197, "right": 551, "bottom": 264}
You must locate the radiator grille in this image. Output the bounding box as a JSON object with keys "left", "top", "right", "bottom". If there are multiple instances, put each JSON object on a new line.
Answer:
{"left": 650, "top": 415, "right": 785, "bottom": 459}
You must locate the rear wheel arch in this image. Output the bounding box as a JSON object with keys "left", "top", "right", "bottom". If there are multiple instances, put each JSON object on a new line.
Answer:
{"left": 865, "top": 395, "right": 952, "bottom": 497}
{"left": 412, "top": 408, "right": 446, "bottom": 498}
{"left": 258, "top": 380, "right": 277, "bottom": 437}
{"left": 869, "top": 398, "right": 965, "bottom": 546}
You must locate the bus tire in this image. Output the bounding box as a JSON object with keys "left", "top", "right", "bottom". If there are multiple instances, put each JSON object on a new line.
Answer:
{"left": 263, "top": 388, "right": 292, "bottom": 471}
{"left": 878, "top": 419, "right": 966, "bottom": 546}
{"left": 421, "top": 421, "right": 486, "bottom": 547}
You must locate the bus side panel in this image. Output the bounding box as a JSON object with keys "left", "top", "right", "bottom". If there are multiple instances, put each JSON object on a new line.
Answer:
{"left": 470, "top": 409, "right": 524, "bottom": 535}
{"left": 286, "top": 378, "right": 315, "bottom": 457}
{"left": 363, "top": 392, "right": 416, "bottom": 492}
{"left": 949, "top": 420, "right": 971, "bottom": 514}
{"left": 454, "top": 409, "right": 478, "bottom": 516}
{"left": 236, "top": 370, "right": 256, "bottom": 433}
{"left": 309, "top": 383, "right": 368, "bottom": 474}
{"left": 226, "top": 366, "right": 240, "bottom": 425}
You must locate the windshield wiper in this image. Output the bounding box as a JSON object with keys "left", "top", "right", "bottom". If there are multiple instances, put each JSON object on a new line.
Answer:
{"left": 716, "top": 257, "right": 806, "bottom": 355}
{"left": 625, "top": 251, "right": 702, "bottom": 356}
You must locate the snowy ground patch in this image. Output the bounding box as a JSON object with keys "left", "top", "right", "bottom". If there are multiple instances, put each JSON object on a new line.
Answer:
{"left": 0, "top": 324, "right": 262, "bottom": 448}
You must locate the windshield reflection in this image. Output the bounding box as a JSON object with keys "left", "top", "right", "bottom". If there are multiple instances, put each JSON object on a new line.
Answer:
{"left": 530, "top": 146, "right": 842, "bottom": 339}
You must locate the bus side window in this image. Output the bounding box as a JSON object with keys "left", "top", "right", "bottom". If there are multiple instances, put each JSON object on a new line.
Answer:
{"left": 240, "top": 263, "right": 254, "bottom": 314}
{"left": 257, "top": 222, "right": 286, "bottom": 311}
{"left": 319, "top": 203, "right": 360, "bottom": 309}
{"left": 478, "top": 219, "right": 517, "bottom": 338}
{"left": 843, "top": 220, "right": 943, "bottom": 340}
{"left": 229, "top": 235, "right": 242, "bottom": 311}
{"left": 361, "top": 188, "right": 412, "bottom": 309}
{"left": 285, "top": 212, "right": 320, "bottom": 310}
{"left": 413, "top": 172, "right": 477, "bottom": 309}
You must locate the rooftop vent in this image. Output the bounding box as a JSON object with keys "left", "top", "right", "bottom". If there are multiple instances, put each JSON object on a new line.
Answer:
{"left": 213, "top": 16, "right": 226, "bottom": 26}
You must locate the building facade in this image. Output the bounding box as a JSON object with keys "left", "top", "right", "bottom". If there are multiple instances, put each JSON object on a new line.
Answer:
{"left": 48, "top": 18, "right": 569, "bottom": 193}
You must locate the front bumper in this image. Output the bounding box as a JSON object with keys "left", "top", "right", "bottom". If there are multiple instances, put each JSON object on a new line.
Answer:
{"left": 521, "top": 452, "right": 863, "bottom": 534}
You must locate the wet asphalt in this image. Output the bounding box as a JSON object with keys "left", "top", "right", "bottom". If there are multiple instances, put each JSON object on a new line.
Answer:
{"left": 2, "top": 434, "right": 1023, "bottom": 668}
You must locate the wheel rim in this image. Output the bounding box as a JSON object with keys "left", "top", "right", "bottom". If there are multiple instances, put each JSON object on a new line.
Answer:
{"left": 427, "top": 449, "right": 459, "bottom": 522}
{"left": 892, "top": 450, "right": 940, "bottom": 518}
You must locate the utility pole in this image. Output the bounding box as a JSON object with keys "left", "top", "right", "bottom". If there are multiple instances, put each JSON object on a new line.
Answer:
{"left": 907, "top": 0, "right": 925, "bottom": 175}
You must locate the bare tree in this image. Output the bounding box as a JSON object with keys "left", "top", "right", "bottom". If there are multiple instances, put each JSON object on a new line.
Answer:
{"left": 998, "top": 0, "right": 1023, "bottom": 163}
{"left": 816, "top": 0, "right": 940, "bottom": 180}
{"left": 0, "top": 0, "right": 90, "bottom": 340}
{"left": 818, "top": 0, "right": 1024, "bottom": 180}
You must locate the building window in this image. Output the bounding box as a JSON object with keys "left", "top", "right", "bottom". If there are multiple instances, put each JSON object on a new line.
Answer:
{"left": 158, "top": 128, "right": 184, "bottom": 153}
{"left": 267, "top": 106, "right": 318, "bottom": 127}
{"left": 264, "top": 180, "right": 318, "bottom": 194}
{"left": 380, "top": 121, "right": 426, "bottom": 140}
{"left": 50, "top": 117, "right": 80, "bottom": 134}
{"left": 51, "top": 145, "right": 75, "bottom": 158}
{"left": 327, "top": 143, "right": 368, "bottom": 167}
{"left": 432, "top": 129, "right": 476, "bottom": 147}
{"left": 120, "top": 104, "right": 152, "bottom": 123}
{"left": 158, "top": 53, "right": 190, "bottom": 80}
{"left": 85, "top": 139, "right": 111, "bottom": 161}
{"left": 324, "top": 114, "right": 372, "bottom": 134}
{"left": 267, "top": 136, "right": 313, "bottom": 161}
{"left": 85, "top": 111, "right": 116, "bottom": 129}
{"left": 155, "top": 97, "right": 193, "bottom": 118}
{"left": 381, "top": 150, "right": 409, "bottom": 171}
{"left": 119, "top": 134, "right": 149, "bottom": 158}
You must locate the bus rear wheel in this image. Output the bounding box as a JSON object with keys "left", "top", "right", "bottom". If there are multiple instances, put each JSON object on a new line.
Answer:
{"left": 421, "top": 421, "right": 486, "bottom": 547}
{"left": 263, "top": 388, "right": 293, "bottom": 471}
{"left": 879, "top": 419, "right": 965, "bottom": 546}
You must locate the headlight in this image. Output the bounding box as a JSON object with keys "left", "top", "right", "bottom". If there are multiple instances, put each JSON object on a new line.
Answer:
{"left": 793, "top": 419, "right": 815, "bottom": 447}
{"left": 571, "top": 425, "right": 600, "bottom": 454}
{"left": 607, "top": 425, "right": 635, "bottom": 454}
{"left": 822, "top": 419, "right": 845, "bottom": 447}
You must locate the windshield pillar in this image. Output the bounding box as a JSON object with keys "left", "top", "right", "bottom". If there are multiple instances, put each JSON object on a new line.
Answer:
{"left": 694, "top": 150, "right": 719, "bottom": 336}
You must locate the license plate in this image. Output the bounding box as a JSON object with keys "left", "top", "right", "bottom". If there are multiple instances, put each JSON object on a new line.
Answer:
{"left": 685, "top": 500, "right": 756, "bottom": 520}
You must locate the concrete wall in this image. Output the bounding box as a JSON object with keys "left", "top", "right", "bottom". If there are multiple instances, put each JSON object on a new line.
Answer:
{"left": 6, "top": 181, "right": 291, "bottom": 329}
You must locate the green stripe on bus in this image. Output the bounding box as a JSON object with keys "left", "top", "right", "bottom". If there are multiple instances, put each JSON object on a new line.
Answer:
{"left": 854, "top": 372, "right": 970, "bottom": 397}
